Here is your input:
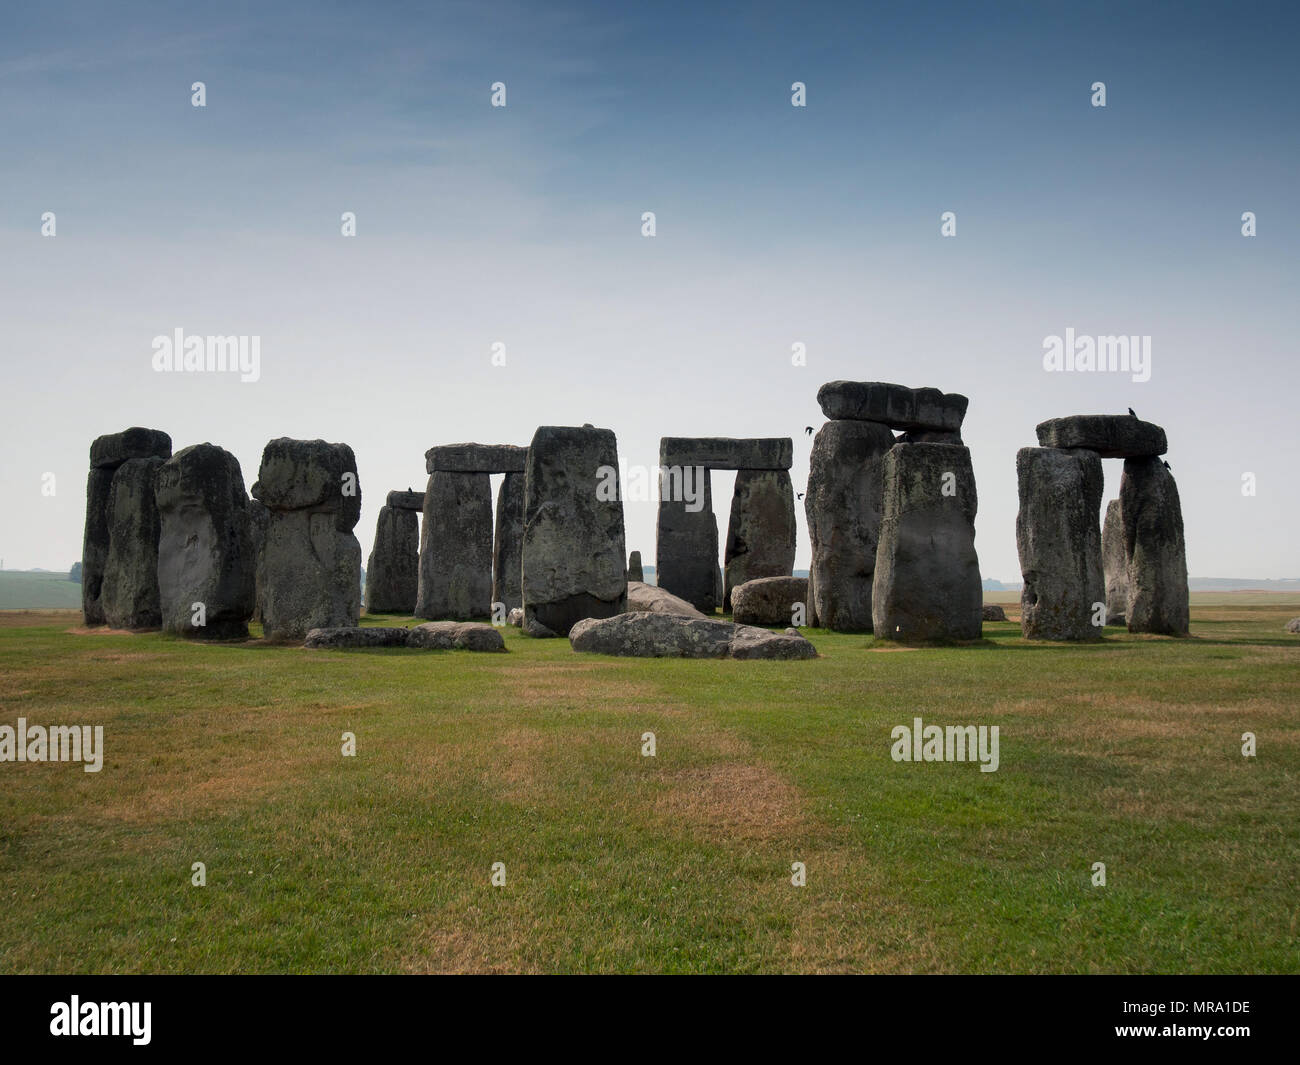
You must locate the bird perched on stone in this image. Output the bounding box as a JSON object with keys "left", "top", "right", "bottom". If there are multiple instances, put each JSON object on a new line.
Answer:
{"left": 1128, "top": 407, "right": 1137, "bottom": 417}
{"left": 1163, "top": 460, "right": 1172, "bottom": 471}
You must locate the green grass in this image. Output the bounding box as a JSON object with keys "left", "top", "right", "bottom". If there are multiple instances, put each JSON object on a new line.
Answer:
{"left": 1, "top": 597, "right": 1298, "bottom": 973}
{"left": 0, "top": 570, "right": 80, "bottom": 609}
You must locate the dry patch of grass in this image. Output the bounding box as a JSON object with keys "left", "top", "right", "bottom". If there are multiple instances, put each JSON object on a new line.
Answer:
{"left": 654, "top": 762, "right": 807, "bottom": 842}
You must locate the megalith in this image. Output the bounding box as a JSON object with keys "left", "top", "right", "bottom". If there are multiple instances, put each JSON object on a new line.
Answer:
{"left": 155, "top": 443, "right": 255, "bottom": 639}
{"left": 872, "top": 443, "right": 981, "bottom": 641}
{"left": 416, "top": 472, "right": 493, "bottom": 620}
{"left": 365, "top": 490, "right": 422, "bottom": 614}
{"left": 100, "top": 456, "right": 166, "bottom": 629}
{"left": 1015, "top": 447, "right": 1104, "bottom": 640}
{"left": 492, "top": 472, "right": 526, "bottom": 613}
{"left": 82, "top": 427, "right": 171, "bottom": 625}
{"left": 804, "top": 419, "right": 896, "bottom": 631}
{"left": 654, "top": 463, "right": 717, "bottom": 612}
{"left": 521, "top": 425, "right": 627, "bottom": 637}
{"left": 248, "top": 499, "right": 269, "bottom": 624}
{"left": 723, "top": 469, "right": 796, "bottom": 610}
{"left": 627, "top": 550, "right": 644, "bottom": 583}
{"left": 251, "top": 438, "right": 362, "bottom": 641}
{"left": 1101, "top": 499, "right": 1127, "bottom": 624}
{"left": 1120, "top": 457, "right": 1189, "bottom": 635}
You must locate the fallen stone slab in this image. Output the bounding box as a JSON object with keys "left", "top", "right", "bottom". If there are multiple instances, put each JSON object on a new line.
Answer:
{"left": 731, "top": 576, "right": 808, "bottom": 626}
{"left": 981, "top": 604, "right": 1007, "bottom": 622}
{"left": 659, "top": 437, "right": 793, "bottom": 471}
{"left": 90, "top": 427, "right": 172, "bottom": 470}
{"left": 817, "top": 382, "right": 968, "bottom": 432}
{"left": 1035, "top": 415, "right": 1167, "bottom": 458}
{"left": 627, "top": 580, "right": 706, "bottom": 618}
{"left": 386, "top": 489, "right": 425, "bottom": 511}
{"left": 425, "top": 443, "right": 527, "bottom": 474}
{"left": 569, "top": 611, "right": 816, "bottom": 659}
{"left": 304, "top": 622, "right": 506, "bottom": 651}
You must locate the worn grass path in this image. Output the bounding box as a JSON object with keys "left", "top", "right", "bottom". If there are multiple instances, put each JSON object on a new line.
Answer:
{"left": 1, "top": 597, "right": 1297, "bottom": 973}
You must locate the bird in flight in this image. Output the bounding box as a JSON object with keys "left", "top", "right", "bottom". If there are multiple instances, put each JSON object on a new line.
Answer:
{"left": 804, "top": 426, "right": 815, "bottom": 436}
{"left": 796, "top": 492, "right": 805, "bottom": 500}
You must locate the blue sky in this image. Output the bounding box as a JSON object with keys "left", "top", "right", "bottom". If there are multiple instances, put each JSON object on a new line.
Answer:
{"left": 2, "top": 0, "right": 1297, "bottom": 579}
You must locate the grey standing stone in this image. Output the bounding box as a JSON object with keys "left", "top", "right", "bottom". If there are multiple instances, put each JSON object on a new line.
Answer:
{"left": 416, "top": 471, "right": 493, "bottom": 620}
{"left": 1102, "top": 498, "right": 1128, "bottom": 624}
{"left": 1015, "top": 447, "right": 1105, "bottom": 641}
{"left": 251, "top": 439, "right": 362, "bottom": 641}
{"left": 100, "top": 457, "right": 165, "bottom": 629}
{"left": 627, "top": 550, "right": 643, "bottom": 583}
{"left": 492, "top": 472, "right": 525, "bottom": 613}
{"left": 1120, "top": 457, "right": 1189, "bottom": 635}
{"left": 155, "top": 443, "right": 255, "bottom": 639}
{"left": 804, "top": 419, "right": 896, "bottom": 631}
{"left": 872, "top": 443, "right": 982, "bottom": 641}
{"left": 248, "top": 499, "right": 269, "bottom": 624}
{"left": 365, "top": 504, "right": 420, "bottom": 614}
{"left": 654, "top": 463, "right": 718, "bottom": 613}
{"left": 1285, "top": 618, "right": 1300, "bottom": 634}
{"left": 83, "top": 428, "right": 171, "bottom": 625}
{"left": 723, "top": 469, "right": 796, "bottom": 610}
{"left": 521, "top": 425, "right": 627, "bottom": 637}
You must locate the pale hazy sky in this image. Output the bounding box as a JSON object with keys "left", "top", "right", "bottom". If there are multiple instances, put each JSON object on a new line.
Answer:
{"left": 2, "top": 0, "right": 1297, "bottom": 580}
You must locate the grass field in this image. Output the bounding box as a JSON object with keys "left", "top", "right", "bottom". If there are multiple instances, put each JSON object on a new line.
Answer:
{"left": 1, "top": 596, "right": 1298, "bottom": 974}
{"left": 0, "top": 571, "right": 80, "bottom": 610}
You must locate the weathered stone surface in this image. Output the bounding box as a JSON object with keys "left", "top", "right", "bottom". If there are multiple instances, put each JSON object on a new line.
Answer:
{"left": 253, "top": 439, "right": 362, "bottom": 641}
{"left": 417, "top": 471, "right": 493, "bottom": 620}
{"left": 730, "top": 576, "right": 808, "bottom": 626}
{"left": 627, "top": 580, "right": 707, "bottom": 618}
{"left": 1285, "top": 618, "right": 1300, "bottom": 634}
{"left": 1035, "top": 416, "right": 1167, "bottom": 458}
{"left": 724, "top": 469, "right": 796, "bottom": 610}
{"left": 655, "top": 465, "right": 718, "bottom": 613}
{"left": 248, "top": 500, "right": 269, "bottom": 624}
{"left": 521, "top": 425, "right": 627, "bottom": 636}
{"left": 1016, "top": 447, "right": 1105, "bottom": 641}
{"left": 982, "top": 604, "right": 1008, "bottom": 622}
{"left": 1120, "top": 457, "right": 1189, "bottom": 635}
{"left": 90, "top": 427, "right": 172, "bottom": 470}
{"left": 303, "top": 622, "right": 506, "bottom": 651}
{"left": 492, "top": 472, "right": 525, "bottom": 612}
{"left": 81, "top": 467, "right": 115, "bottom": 625}
{"left": 100, "top": 457, "right": 164, "bottom": 629}
{"left": 569, "top": 611, "right": 817, "bottom": 659}
{"left": 424, "top": 443, "right": 527, "bottom": 474}
{"left": 873, "top": 443, "right": 982, "bottom": 641}
{"left": 155, "top": 443, "right": 255, "bottom": 639}
{"left": 365, "top": 505, "right": 419, "bottom": 614}
{"left": 1102, "top": 498, "right": 1128, "bottom": 624}
{"left": 627, "top": 551, "right": 643, "bottom": 583}
{"left": 898, "top": 429, "right": 963, "bottom": 445}
{"left": 817, "top": 382, "right": 967, "bottom": 432}
{"left": 407, "top": 621, "right": 506, "bottom": 652}
{"left": 805, "top": 419, "right": 896, "bottom": 631}
{"left": 507, "top": 607, "right": 524, "bottom": 627}
{"left": 659, "top": 437, "right": 792, "bottom": 471}
{"left": 386, "top": 490, "right": 425, "bottom": 511}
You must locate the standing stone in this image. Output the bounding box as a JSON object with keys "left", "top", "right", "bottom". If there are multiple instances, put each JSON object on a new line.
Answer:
{"left": 655, "top": 464, "right": 718, "bottom": 613}
{"left": 1015, "top": 447, "right": 1105, "bottom": 641}
{"left": 1101, "top": 499, "right": 1128, "bottom": 624}
{"left": 83, "top": 428, "right": 171, "bottom": 625}
{"left": 723, "top": 469, "right": 796, "bottom": 610}
{"left": 365, "top": 505, "right": 419, "bottom": 614}
{"left": 155, "top": 443, "right": 255, "bottom": 639}
{"left": 1120, "top": 457, "right": 1189, "bottom": 635}
{"left": 100, "top": 457, "right": 165, "bottom": 629}
{"left": 627, "top": 551, "right": 644, "bottom": 583}
{"left": 417, "top": 471, "right": 493, "bottom": 620}
{"left": 521, "top": 425, "right": 627, "bottom": 637}
{"left": 492, "top": 472, "right": 526, "bottom": 613}
{"left": 872, "top": 443, "right": 981, "bottom": 641}
{"left": 248, "top": 499, "right": 269, "bottom": 624}
{"left": 804, "top": 420, "right": 896, "bottom": 631}
{"left": 251, "top": 439, "right": 362, "bottom": 641}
